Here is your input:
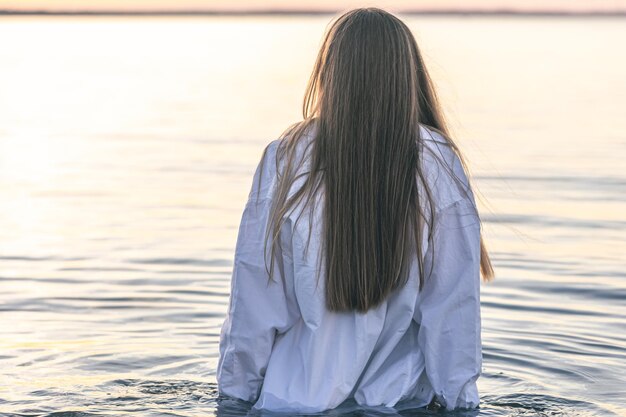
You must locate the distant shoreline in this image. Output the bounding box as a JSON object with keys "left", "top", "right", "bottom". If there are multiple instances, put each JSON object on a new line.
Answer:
{"left": 1, "top": 9, "right": 625, "bottom": 17}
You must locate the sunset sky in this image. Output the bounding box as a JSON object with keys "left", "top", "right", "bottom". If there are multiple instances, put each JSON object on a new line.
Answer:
{"left": 1, "top": 0, "right": 625, "bottom": 12}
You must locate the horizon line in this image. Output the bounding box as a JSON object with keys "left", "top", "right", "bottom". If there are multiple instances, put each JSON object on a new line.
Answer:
{"left": 1, "top": 8, "right": 626, "bottom": 17}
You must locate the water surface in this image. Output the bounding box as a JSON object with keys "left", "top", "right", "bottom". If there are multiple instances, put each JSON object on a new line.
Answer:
{"left": 0, "top": 15, "right": 625, "bottom": 416}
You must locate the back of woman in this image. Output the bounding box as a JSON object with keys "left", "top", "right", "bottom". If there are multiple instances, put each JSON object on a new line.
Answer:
{"left": 216, "top": 7, "right": 495, "bottom": 414}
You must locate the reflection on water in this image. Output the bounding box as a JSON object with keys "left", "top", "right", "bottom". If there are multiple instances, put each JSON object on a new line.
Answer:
{"left": 0, "top": 15, "right": 625, "bottom": 417}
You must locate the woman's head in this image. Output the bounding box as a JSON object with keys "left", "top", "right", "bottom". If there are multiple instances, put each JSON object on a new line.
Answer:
{"left": 304, "top": 7, "right": 445, "bottom": 132}
{"left": 262, "top": 7, "right": 494, "bottom": 313}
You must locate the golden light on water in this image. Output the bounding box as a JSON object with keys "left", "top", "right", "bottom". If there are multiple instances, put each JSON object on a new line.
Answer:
{"left": 0, "top": 11, "right": 625, "bottom": 417}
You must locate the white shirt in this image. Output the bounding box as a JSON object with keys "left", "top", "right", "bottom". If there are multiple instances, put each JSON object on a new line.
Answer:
{"left": 216, "top": 123, "right": 482, "bottom": 413}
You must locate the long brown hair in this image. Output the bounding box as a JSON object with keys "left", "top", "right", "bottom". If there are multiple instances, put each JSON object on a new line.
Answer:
{"left": 259, "top": 7, "right": 494, "bottom": 313}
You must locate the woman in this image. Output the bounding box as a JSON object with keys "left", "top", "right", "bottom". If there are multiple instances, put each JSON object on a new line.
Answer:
{"left": 216, "top": 7, "right": 495, "bottom": 414}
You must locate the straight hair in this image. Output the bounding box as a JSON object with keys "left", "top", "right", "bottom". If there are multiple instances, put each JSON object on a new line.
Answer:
{"left": 259, "top": 7, "right": 495, "bottom": 313}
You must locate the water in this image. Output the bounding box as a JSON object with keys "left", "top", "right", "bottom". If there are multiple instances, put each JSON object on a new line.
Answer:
{"left": 0, "top": 15, "right": 625, "bottom": 417}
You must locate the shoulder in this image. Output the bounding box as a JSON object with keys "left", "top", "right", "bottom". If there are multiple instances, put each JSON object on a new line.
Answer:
{"left": 249, "top": 121, "right": 318, "bottom": 202}
{"left": 247, "top": 140, "right": 281, "bottom": 202}
{"left": 264, "top": 119, "right": 319, "bottom": 160}
{"left": 418, "top": 124, "right": 476, "bottom": 213}
{"left": 266, "top": 120, "right": 318, "bottom": 176}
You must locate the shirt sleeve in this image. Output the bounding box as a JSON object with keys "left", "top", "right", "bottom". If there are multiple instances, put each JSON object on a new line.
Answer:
{"left": 216, "top": 142, "right": 300, "bottom": 403}
{"left": 414, "top": 197, "right": 482, "bottom": 410}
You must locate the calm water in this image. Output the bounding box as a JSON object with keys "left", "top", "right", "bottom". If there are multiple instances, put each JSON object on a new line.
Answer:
{"left": 0, "top": 15, "right": 625, "bottom": 417}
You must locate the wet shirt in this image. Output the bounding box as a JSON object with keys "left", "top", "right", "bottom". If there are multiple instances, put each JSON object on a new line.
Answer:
{"left": 216, "top": 124, "right": 483, "bottom": 413}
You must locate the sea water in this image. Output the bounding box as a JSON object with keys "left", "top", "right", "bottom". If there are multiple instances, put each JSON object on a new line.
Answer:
{"left": 0, "top": 15, "right": 624, "bottom": 416}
